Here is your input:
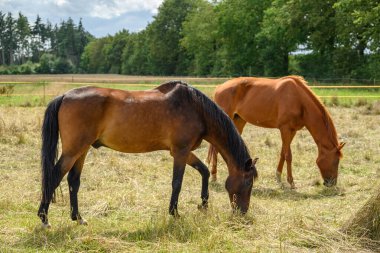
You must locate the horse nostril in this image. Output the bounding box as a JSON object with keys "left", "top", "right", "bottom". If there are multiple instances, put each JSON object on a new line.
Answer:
{"left": 323, "top": 178, "right": 337, "bottom": 187}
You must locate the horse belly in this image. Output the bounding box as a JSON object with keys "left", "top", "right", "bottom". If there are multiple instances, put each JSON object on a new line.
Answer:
{"left": 237, "top": 101, "right": 279, "bottom": 128}
{"left": 99, "top": 123, "right": 170, "bottom": 153}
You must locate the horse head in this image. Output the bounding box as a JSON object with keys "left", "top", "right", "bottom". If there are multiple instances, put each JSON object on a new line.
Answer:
{"left": 317, "top": 142, "right": 345, "bottom": 187}
{"left": 225, "top": 158, "right": 258, "bottom": 213}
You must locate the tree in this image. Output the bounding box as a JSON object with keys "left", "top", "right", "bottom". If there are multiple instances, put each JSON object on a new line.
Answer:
{"left": 334, "top": 0, "right": 380, "bottom": 78}
{"left": 4, "top": 12, "right": 17, "bottom": 65}
{"left": 76, "top": 19, "right": 91, "bottom": 72}
{"left": 36, "top": 53, "right": 55, "bottom": 73}
{"left": 31, "top": 15, "right": 45, "bottom": 62}
{"left": 147, "top": 0, "right": 196, "bottom": 75}
{"left": 181, "top": 0, "right": 218, "bottom": 75}
{"left": 257, "top": 0, "right": 308, "bottom": 76}
{"left": 216, "top": 0, "right": 271, "bottom": 76}
{"left": 80, "top": 37, "right": 112, "bottom": 73}
{"left": 15, "top": 12, "right": 31, "bottom": 64}
{"left": 104, "top": 30, "right": 130, "bottom": 73}
{"left": 121, "top": 31, "right": 152, "bottom": 75}
{"left": 0, "top": 12, "right": 6, "bottom": 65}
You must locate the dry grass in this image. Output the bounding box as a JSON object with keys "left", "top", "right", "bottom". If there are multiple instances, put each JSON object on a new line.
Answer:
{"left": 0, "top": 95, "right": 379, "bottom": 251}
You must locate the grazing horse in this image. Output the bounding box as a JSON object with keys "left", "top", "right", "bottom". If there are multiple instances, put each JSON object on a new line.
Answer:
{"left": 207, "top": 76, "right": 345, "bottom": 188}
{"left": 38, "top": 81, "right": 258, "bottom": 228}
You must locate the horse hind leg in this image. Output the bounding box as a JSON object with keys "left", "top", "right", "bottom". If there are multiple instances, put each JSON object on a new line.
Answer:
{"left": 277, "top": 128, "right": 296, "bottom": 189}
{"left": 276, "top": 150, "right": 286, "bottom": 185}
{"left": 38, "top": 154, "right": 80, "bottom": 228}
{"left": 209, "top": 145, "right": 218, "bottom": 182}
{"left": 67, "top": 150, "right": 89, "bottom": 225}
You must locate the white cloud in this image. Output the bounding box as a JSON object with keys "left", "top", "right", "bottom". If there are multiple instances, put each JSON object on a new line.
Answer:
{"left": 54, "top": 0, "right": 68, "bottom": 7}
{"left": 0, "top": 0, "right": 163, "bottom": 18}
{"left": 90, "top": 0, "right": 163, "bottom": 19}
{"left": 0, "top": 0, "right": 163, "bottom": 37}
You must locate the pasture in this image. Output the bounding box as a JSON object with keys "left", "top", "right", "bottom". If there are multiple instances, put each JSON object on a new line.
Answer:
{"left": 0, "top": 75, "right": 379, "bottom": 252}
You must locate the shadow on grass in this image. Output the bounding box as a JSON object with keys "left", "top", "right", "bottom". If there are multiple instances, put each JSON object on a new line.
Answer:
{"left": 209, "top": 180, "right": 225, "bottom": 192}
{"left": 252, "top": 186, "right": 345, "bottom": 201}
{"left": 103, "top": 215, "right": 203, "bottom": 243}
{"left": 15, "top": 223, "right": 107, "bottom": 252}
{"left": 210, "top": 178, "right": 345, "bottom": 200}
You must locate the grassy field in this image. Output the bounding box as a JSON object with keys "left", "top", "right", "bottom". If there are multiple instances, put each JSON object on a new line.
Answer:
{"left": 0, "top": 75, "right": 380, "bottom": 252}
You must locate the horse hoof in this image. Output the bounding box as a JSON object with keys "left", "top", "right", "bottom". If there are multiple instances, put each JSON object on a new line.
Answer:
{"left": 197, "top": 203, "right": 208, "bottom": 211}
{"left": 170, "top": 210, "right": 180, "bottom": 218}
{"left": 41, "top": 222, "right": 51, "bottom": 229}
{"left": 211, "top": 175, "right": 217, "bottom": 182}
{"left": 290, "top": 182, "right": 296, "bottom": 189}
{"left": 78, "top": 218, "right": 88, "bottom": 225}
{"left": 275, "top": 171, "right": 282, "bottom": 184}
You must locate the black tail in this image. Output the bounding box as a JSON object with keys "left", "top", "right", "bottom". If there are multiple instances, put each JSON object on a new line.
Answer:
{"left": 41, "top": 95, "right": 64, "bottom": 202}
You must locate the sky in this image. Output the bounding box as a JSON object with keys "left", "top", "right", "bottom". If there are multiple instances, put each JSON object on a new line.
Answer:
{"left": 0, "top": 0, "right": 164, "bottom": 37}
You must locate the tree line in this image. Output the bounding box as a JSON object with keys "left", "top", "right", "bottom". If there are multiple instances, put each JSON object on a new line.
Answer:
{"left": 0, "top": 11, "right": 92, "bottom": 74}
{"left": 1, "top": 0, "right": 379, "bottom": 80}
{"left": 81, "top": 0, "right": 380, "bottom": 80}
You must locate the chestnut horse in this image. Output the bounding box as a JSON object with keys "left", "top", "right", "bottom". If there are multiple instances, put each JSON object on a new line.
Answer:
{"left": 38, "top": 81, "right": 258, "bottom": 228}
{"left": 207, "top": 76, "right": 345, "bottom": 188}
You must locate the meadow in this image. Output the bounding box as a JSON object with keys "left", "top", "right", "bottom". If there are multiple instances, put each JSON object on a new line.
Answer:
{"left": 0, "top": 75, "right": 379, "bottom": 252}
{"left": 1, "top": 74, "right": 380, "bottom": 107}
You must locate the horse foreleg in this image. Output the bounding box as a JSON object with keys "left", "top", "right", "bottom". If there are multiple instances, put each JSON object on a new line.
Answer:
{"left": 169, "top": 149, "right": 189, "bottom": 217}
{"left": 186, "top": 152, "right": 210, "bottom": 210}
{"left": 278, "top": 128, "right": 296, "bottom": 189}
{"left": 67, "top": 151, "right": 88, "bottom": 225}
{"left": 276, "top": 150, "right": 286, "bottom": 185}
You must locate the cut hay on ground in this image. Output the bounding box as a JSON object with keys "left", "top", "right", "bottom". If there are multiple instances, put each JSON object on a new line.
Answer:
{"left": 342, "top": 185, "right": 380, "bottom": 241}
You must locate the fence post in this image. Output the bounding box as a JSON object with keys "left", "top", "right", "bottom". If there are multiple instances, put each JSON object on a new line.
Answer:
{"left": 43, "top": 81, "right": 46, "bottom": 104}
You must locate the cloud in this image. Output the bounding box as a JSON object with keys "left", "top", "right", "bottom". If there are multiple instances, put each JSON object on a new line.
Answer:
{"left": 89, "top": 0, "right": 162, "bottom": 19}
{"left": 0, "top": 0, "right": 163, "bottom": 19}
{"left": 54, "top": 0, "right": 68, "bottom": 7}
{"left": 0, "top": 0, "right": 164, "bottom": 37}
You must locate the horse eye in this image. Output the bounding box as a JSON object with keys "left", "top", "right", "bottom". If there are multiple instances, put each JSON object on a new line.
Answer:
{"left": 244, "top": 180, "right": 252, "bottom": 188}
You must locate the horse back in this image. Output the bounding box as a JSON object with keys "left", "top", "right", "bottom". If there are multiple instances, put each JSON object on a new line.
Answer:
{"left": 215, "top": 77, "right": 305, "bottom": 128}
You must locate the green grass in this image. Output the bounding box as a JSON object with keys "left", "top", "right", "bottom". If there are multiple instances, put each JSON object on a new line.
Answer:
{"left": 1, "top": 76, "right": 379, "bottom": 107}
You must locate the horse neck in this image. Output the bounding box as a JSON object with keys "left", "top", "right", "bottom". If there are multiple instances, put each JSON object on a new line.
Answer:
{"left": 303, "top": 102, "right": 338, "bottom": 154}
{"left": 206, "top": 133, "right": 240, "bottom": 175}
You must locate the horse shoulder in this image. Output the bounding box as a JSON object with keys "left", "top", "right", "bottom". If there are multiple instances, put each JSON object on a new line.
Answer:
{"left": 214, "top": 78, "right": 249, "bottom": 115}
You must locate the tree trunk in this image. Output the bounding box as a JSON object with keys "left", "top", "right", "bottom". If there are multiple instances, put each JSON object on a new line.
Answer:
{"left": 9, "top": 50, "right": 13, "bottom": 65}
{"left": 1, "top": 48, "right": 4, "bottom": 65}
{"left": 342, "top": 185, "right": 380, "bottom": 240}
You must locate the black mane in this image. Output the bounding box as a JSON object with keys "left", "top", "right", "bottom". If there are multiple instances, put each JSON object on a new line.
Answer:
{"left": 162, "top": 80, "right": 251, "bottom": 170}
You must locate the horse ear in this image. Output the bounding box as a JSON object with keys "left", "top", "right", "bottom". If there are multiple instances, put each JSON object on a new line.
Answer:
{"left": 339, "top": 142, "right": 346, "bottom": 150}
{"left": 244, "top": 158, "right": 252, "bottom": 171}
{"left": 252, "top": 157, "right": 258, "bottom": 165}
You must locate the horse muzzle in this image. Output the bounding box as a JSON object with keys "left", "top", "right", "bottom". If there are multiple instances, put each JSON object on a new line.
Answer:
{"left": 323, "top": 178, "right": 337, "bottom": 187}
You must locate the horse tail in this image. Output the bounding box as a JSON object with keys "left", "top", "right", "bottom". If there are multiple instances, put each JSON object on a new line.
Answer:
{"left": 41, "top": 95, "right": 64, "bottom": 202}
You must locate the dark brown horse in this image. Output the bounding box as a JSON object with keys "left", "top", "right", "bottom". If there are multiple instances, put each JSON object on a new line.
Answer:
{"left": 38, "top": 81, "right": 258, "bottom": 228}
{"left": 207, "top": 76, "right": 344, "bottom": 188}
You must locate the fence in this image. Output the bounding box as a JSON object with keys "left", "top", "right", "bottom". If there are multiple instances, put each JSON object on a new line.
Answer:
{"left": 1, "top": 81, "right": 380, "bottom": 106}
